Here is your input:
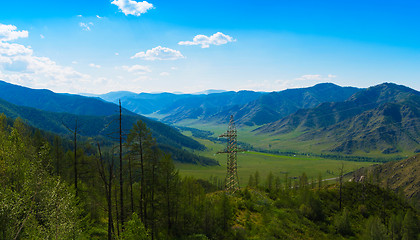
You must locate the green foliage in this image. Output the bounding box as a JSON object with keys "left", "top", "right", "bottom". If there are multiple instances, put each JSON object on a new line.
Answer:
{"left": 334, "top": 208, "right": 353, "bottom": 236}
{"left": 0, "top": 117, "right": 81, "bottom": 239}
{"left": 121, "top": 213, "right": 150, "bottom": 240}
{"left": 363, "top": 216, "right": 389, "bottom": 240}
{"left": 402, "top": 209, "right": 419, "bottom": 240}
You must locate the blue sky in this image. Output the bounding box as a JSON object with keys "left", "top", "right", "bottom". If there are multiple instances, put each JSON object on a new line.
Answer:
{"left": 0, "top": 0, "right": 419, "bottom": 94}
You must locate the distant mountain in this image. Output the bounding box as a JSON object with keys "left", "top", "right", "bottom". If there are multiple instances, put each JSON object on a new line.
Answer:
{"left": 160, "top": 90, "right": 265, "bottom": 123}
{"left": 0, "top": 80, "right": 135, "bottom": 116}
{"left": 95, "top": 90, "right": 266, "bottom": 118}
{"left": 256, "top": 83, "right": 420, "bottom": 154}
{"left": 103, "top": 92, "right": 190, "bottom": 115}
{"left": 208, "top": 83, "right": 361, "bottom": 126}
{"left": 94, "top": 83, "right": 361, "bottom": 126}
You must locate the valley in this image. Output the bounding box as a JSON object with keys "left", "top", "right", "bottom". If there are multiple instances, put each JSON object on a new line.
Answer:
{"left": 0, "top": 81, "right": 419, "bottom": 239}
{"left": 2, "top": 2, "right": 420, "bottom": 238}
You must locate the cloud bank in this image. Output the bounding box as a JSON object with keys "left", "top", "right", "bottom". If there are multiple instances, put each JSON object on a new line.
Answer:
{"left": 0, "top": 24, "right": 28, "bottom": 42}
{"left": 0, "top": 23, "right": 95, "bottom": 93}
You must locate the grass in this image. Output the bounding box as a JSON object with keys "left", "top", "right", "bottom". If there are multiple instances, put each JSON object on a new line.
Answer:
{"left": 176, "top": 132, "right": 375, "bottom": 187}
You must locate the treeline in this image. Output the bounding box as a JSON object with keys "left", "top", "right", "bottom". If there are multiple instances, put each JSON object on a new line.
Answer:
{"left": 0, "top": 114, "right": 232, "bottom": 239}
{"left": 176, "top": 126, "right": 254, "bottom": 151}
{"left": 1, "top": 113, "right": 419, "bottom": 239}
{"left": 241, "top": 170, "right": 420, "bottom": 239}
{"left": 256, "top": 149, "right": 406, "bottom": 163}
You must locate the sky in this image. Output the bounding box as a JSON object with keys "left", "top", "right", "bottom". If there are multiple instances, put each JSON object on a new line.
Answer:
{"left": 0, "top": 0, "right": 419, "bottom": 94}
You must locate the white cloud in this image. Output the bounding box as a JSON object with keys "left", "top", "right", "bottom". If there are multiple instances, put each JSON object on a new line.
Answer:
{"left": 178, "top": 32, "right": 235, "bottom": 48}
{"left": 0, "top": 42, "right": 33, "bottom": 56}
{"left": 79, "top": 22, "right": 93, "bottom": 31}
{"left": 171, "top": 67, "right": 177, "bottom": 70}
{"left": 131, "top": 46, "right": 184, "bottom": 61}
{"left": 160, "top": 72, "right": 170, "bottom": 76}
{"left": 40, "top": 34, "right": 45, "bottom": 39}
{"left": 0, "top": 24, "right": 28, "bottom": 42}
{"left": 77, "top": 15, "right": 83, "bottom": 17}
{"left": 119, "top": 64, "right": 151, "bottom": 74}
{"left": 89, "top": 63, "right": 101, "bottom": 68}
{"left": 295, "top": 74, "right": 337, "bottom": 81}
{"left": 96, "top": 15, "right": 103, "bottom": 19}
{"left": 115, "top": 52, "right": 119, "bottom": 56}
{"left": 111, "top": 0, "right": 153, "bottom": 16}
{"left": 72, "top": 61, "right": 78, "bottom": 64}
{"left": 295, "top": 74, "right": 323, "bottom": 81}
{"left": 0, "top": 24, "right": 96, "bottom": 93}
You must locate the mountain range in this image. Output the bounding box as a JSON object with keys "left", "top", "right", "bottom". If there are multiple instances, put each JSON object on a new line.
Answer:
{"left": 94, "top": 83, "right": 361, "bottom": 126}
{"left": 255, "top": 83, "right": 420, "bottom": 154}
{"left": 1, "top": 80, "right": 420, "bottom": 157}
{"left": 0, "top": 81, "right": 218, "bottom": 165}
{"left": 94, "top": 81, "right": 420, "bottom": 155}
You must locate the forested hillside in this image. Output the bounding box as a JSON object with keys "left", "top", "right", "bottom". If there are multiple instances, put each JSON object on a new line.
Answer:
{"left": 1, "top": 117, "right": 419, "bottom": 239}
{"left": 0, "top": 97, "right": 217, "bottom": 165}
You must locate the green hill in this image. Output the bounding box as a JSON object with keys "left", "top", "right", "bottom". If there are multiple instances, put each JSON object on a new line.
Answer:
{"left": 352, "top": 154, "right": 420, "bottom": 206}
{"left": 0, "top": 97, "right": 218, "bottom": 165}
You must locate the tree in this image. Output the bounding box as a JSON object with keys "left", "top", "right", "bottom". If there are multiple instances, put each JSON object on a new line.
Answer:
{"left": 126, "top": 120, "right": 153, "bottom": 224}
{"left": 254, "top": 171, "right": 260, "bottom": 188}
{"left": 389, "top": 213, "right": 403, "bottom": 240}
{"left": 122, "top": 213, "right": 150, "bottom": 240}
{"left": 334, "top": 208, "right": 352, "bottom": 236}
{"left": 247, "top": 174, "right": 255, "bottom": 188}
{"left": 96, "top": 143, "right": 115, "bottom": 240}
{"left": 266, "top": 171, "right": 274, "bottom": 193}
{"left": 363, "top": 216, "right": 388, "bottom": 240}
{"left": 159, "top": 154, "right": 180, "bottom": 239}
{"left": 0, "top": 120, "right": 81, "bottom": 239}
{"left": 338, "top": 163, "right": 344, "bottom": 210}
{"left": 402, "top": 209, "right": 419, "bottom": 240}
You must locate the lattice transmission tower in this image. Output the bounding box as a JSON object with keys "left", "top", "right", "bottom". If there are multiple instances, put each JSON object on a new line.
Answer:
{"left": 218, "top": 115, "right": 240, "bottom": 193}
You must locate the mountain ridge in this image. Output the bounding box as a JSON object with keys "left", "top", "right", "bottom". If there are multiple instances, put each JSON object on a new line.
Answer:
{"left": 255, "top": 83, "right": 420, "bottom": 154}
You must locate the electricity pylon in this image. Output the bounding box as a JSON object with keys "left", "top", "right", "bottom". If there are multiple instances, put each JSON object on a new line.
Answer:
{"left": 218, "top": 115, "right": 240, "bottom": 193}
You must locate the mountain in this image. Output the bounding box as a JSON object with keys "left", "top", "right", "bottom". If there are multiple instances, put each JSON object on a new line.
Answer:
{"left": 96, "top": 90, "right": 265, "bottom": 118}
{"left": 0, "top": 80, "right": 135, "bottom": 116}
{"left": 0, "top": 97, "right": 219, "bottom": 165}
{"left": 256, "top": 83, "right": 420, "bottom": 154}
{"left": 159, "top": 90, "right": 265, "bottom": 123}
{"left": 208, "top": 83, "right": 362, "bottom": 126}
{"left": 101, "top": 92, "right": 190, "bottom": 115}
{"left": 0, "top": 81, "right": 218, "bottom": 165}
{"left": 94, "top": 83, "right": 359, "bottom": 126}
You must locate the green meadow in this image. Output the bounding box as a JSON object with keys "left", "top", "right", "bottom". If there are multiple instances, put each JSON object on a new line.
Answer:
{"left": 176, "top": 130, "right": 375, "bottom": 187}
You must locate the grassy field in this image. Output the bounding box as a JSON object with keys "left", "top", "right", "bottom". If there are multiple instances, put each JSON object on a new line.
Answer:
{"left": 174, "top": 121, "right": 414, "bottom": 160}
{"left": 176, "top": 132, "right": 375, "bottom": 187}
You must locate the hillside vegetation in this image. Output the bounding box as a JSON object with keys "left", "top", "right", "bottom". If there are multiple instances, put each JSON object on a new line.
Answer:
{"left": 1, "top": 118, "right": 418, "bottom": 239}
{"left": 353, "top": 154, "right": 420, "bottom": 206}
{"left": 255, "top": 83, "right": 420, "bottom": 155}
{"left": 0, "top": 81, "right": 218, "bottom": 165}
